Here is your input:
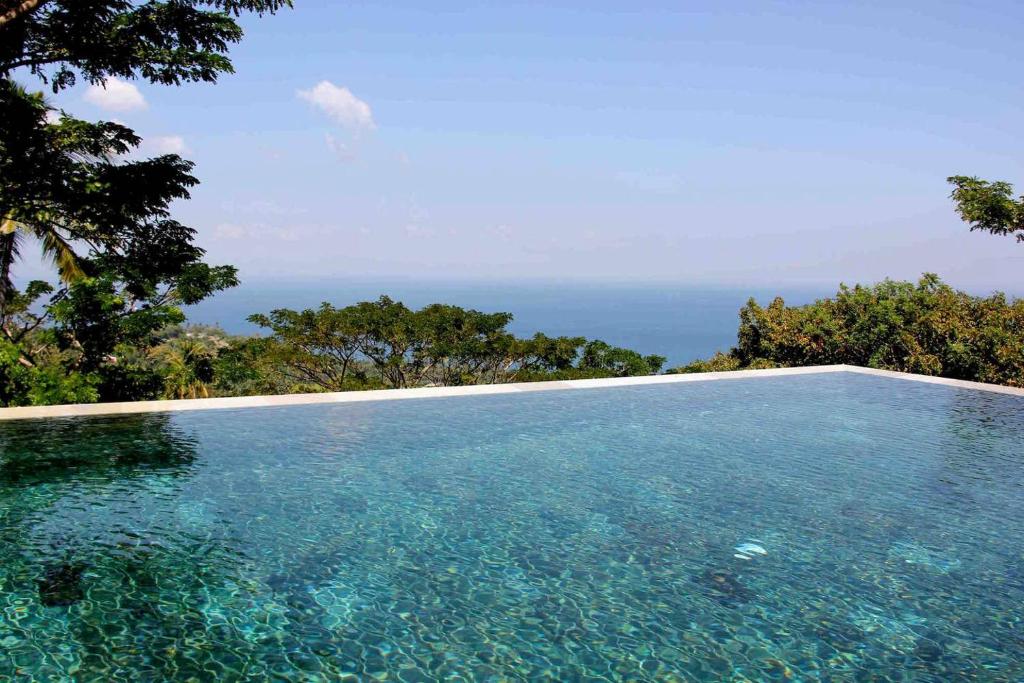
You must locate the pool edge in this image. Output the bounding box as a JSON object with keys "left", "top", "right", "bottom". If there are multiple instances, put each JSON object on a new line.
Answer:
{"left": 0, "top": 364, "right": 1021, "bottom": 421}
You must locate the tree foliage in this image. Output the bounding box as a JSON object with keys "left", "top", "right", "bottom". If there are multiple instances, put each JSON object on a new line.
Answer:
{"left": 1, "top": 0, "right": 290, "bottom": 90}
{"left": 948, "top": 175, "right": 1024, "bottom": 243}
{"left": 0, "top": 0, "right": 284, "bottom": 404}
{"left": 240, "top": 297, "right": 666, "bottom": 393}
{"left": 671, "top": 275, "right": 1024, "bottom": 387}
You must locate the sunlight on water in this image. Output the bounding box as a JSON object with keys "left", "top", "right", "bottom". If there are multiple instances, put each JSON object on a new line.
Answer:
{"left": 1, "top": 373, "right": 1022, "bottom": 681}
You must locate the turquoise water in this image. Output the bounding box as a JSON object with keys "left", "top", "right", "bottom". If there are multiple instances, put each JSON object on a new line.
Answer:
{"left": 1, "top": 373, "right": 1023, "bottom": 681}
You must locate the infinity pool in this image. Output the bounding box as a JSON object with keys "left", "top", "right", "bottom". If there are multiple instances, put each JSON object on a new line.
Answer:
{"left": 1, "top": 372, "right": 1022, "bottom": 681}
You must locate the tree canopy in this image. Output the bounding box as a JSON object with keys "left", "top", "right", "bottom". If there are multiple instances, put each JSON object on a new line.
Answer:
{"left": 671, "top": 275, "right": 1024, "bottom": 387}
{"left": 948, "top": 175, "right": 1024, "bottom": 244}
{"left": 240, "top": 297, "right": 667, "bottom": 394}
{"left": 1, "top": 0, "right": 289, "bottom": 90}
{"left": 0, "top": 0, "right": 285, "bottom": 404}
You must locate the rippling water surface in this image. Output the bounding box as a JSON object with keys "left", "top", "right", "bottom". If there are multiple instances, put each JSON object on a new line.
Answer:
{"left": 1, "top": 373, "right": 1022, "bottom": 681}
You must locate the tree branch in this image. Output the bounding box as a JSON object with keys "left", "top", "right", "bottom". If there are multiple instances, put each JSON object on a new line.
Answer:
{"left": 0, "top": 0, "right": 46, "bottom": 28}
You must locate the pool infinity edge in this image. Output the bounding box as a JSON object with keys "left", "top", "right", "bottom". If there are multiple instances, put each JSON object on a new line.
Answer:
{"left": 1, "top": 364, "right": 1022, "bottom": 421}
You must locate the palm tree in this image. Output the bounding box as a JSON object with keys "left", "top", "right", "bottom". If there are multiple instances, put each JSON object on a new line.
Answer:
{"left": 0, "top": 215, "right": 85, "bottom": 320}
{"left": 153, "top": 341, "right": 215, "bottom": 400}
{"left": 0, "top": 82, "right": 91, "bottom": 321}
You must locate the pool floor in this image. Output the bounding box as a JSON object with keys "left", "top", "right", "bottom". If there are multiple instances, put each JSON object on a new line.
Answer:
{"left": 1, "top": 372, "right": 1022, "bottom": 680}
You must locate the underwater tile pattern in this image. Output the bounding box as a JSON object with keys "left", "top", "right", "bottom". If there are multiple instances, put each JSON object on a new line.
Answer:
{"left": 1, "top": 372, "right": 1022, "bottom": 681}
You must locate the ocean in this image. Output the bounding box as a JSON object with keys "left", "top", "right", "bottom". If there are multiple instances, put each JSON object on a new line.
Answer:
{"left": 186, "top": 279, "right": 830, "bottom": 368}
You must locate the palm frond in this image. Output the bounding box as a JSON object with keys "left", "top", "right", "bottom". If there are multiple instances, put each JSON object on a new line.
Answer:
{"left": 38, "top": 229, "right": 86, "bottom": 283}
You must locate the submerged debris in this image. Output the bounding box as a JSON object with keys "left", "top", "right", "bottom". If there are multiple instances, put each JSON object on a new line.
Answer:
{"left": 703, "top": 569, "right": 753, "bottom": 604}
{"left": 37, "top": 562, "right": 86, "bottom": 607}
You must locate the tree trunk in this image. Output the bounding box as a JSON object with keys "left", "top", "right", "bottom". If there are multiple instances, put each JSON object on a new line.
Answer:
{"left": 0, "top": 230, "right": 17, "bottom": 322}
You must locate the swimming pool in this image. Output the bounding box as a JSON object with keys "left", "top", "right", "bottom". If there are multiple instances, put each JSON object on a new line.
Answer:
{"left": 1, "top": 371, "right": 1022, "bottom": 680}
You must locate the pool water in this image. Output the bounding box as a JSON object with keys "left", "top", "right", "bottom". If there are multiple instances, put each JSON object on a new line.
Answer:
{"left": 1, "top": 373, "right": 1022, "bottom": 681}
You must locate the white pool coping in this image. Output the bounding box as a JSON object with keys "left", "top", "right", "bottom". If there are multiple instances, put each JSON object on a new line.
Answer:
{"left": 0, "top": 364, "right": 1021, "bottom": 421}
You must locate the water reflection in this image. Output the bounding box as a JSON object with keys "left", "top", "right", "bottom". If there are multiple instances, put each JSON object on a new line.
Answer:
{"left": 0, "top": 414, "right": 199, "bottom": 487}
{"left": 0, "top": 415, "right": 255, "bottom": 680}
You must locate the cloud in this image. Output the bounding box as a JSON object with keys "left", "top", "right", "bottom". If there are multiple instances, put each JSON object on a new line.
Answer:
{"left": 219, "top": 199, "right": 308, "bottom": 217}
{"left": 404, "top": 224, "right": 434, "bottom": 238}
{"left": 83, "top": 77, "right": 147, "bottom": 112}
{"left": 325, "top": 133, "right": 355, "bottom": 160}
{"left": 297, "top": 80, "right": 374, "bottom": 130}
{"left": 146, "top": 135, "right": 188, "bottom": 155}
{"left": 213, "top": 222, "right": 303, "bottom": 242}
{"left": 213, "top": 223, "right": 248, "bottom": 240}
{"left": 491, "top": 224, "right": 513, "bottom": 242}
{"left": 615, "top": 170, "right": 682, "bottom": 194}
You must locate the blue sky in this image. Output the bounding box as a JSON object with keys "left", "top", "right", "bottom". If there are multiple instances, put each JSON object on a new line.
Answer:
{"left": 42, "top": 1, "right": 1024, "bottom": 290}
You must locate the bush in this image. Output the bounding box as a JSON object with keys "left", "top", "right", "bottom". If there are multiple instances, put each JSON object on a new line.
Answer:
{"left": 672, "top": 274, "right": 1024, "bottom": 387}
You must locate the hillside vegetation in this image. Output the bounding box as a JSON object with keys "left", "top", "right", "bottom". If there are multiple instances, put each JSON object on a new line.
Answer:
{"left": 671, "top": 274, "right": 1024, "bottom": 387}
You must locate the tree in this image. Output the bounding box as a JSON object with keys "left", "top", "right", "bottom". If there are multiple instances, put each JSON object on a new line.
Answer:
{"left": 247, "top": 304, "right": 366, "bottom": 392}
{"left": 0, "top": 82, "right": 104, "bottom": 317}
{"left": 412, "top": 304, "right": 515, "bottom": 386}
{"left": 0, "top": 0, "right": 287, "bottom": 404}
{"left": 0, "top": 1, "right": 289, "bottom": 90}
{"left": 245, "top": 297, "right": 666, "bottom": 393}
{"left": 578, "top": 339, "right": 666, "bottom": 377}
{"left": 948, "top": 175, "right": 1024, "bottom": 243}
{"left": 671, "top": 275, "right": 1024, "bottom": 387}
{"left": 342, "top": 296, "right": 421, "bottom": 388}
{"left": 152, "top": 339, "right": 214, "bottom": 399}
{"left": 1, "top": 0, "right": 287, "bottom": 308}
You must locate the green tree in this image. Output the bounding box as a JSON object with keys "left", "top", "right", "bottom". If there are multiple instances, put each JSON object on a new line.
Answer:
{"left": 493, "top": 332, "right": 585, "bottom": 383}
{"left": 948, "top": 175, "right": 1024, "bottom": 243}
{"left": 247, "top": 304, "right": 367, "bottom": 392}
{"left": 672, "top": 275, "right": 1024, "bottom": 387}
{"left": 668, "top": 351, "right": 743, "bottom": 375}
{"left": 343, "top": 296, "right": 423, "bottom": 388}
{"left": 0, "top": 1, "right": 289, "bottom": 89}
{"left": 152, "top": 339, "right": 214, "bottom": 399}
{"left": 412, "top": 303, "right": 515, "bottom": 386}
{"left": 0, "top": 81, "right": 116, "bottom": 317}
{"left": 578, "top": 340, "right": 666, "bottom": 377}
{"left": 212, "top": 335, "right": 287, "bottom": 396}
{"left": 0, "top": 0, "right": 286, "bottom": 405}
{"left": 245, "top": 297, "right": 666, "bottom": 393}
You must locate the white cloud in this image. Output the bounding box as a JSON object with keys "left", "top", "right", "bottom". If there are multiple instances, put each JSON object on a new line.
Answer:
{"left": 404, "top": 224, "right": 434, "bottom": 238}
{"left": 491, "top": 224, "right": 513, "bottom": 241}
{"left": 615, "top": 170, "right": 682, "bottom": 194}
{"left": 325, "top": 133, "right": 355, "bottom": 160}
{"left": 213, "top": 222, "right": 301, "bottom": 242}
{"left": 83, "top": 77, "right": 147, "bottom": 112}
{"left": 146, "top": 135, "right": 188, "bottom": 155}
{"left": 219, "top": 199, "right": 307, "bottom": 217}
{"left": 297, "top": 80, "right": 375, "bottom": 130}
{"left": 213, "top": 223, "right": 247, "bottom": 240}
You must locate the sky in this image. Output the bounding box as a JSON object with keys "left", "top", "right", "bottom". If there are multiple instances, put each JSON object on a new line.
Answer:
{"left": 35, "top": 1, "right": 1024, "bottom": 291}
